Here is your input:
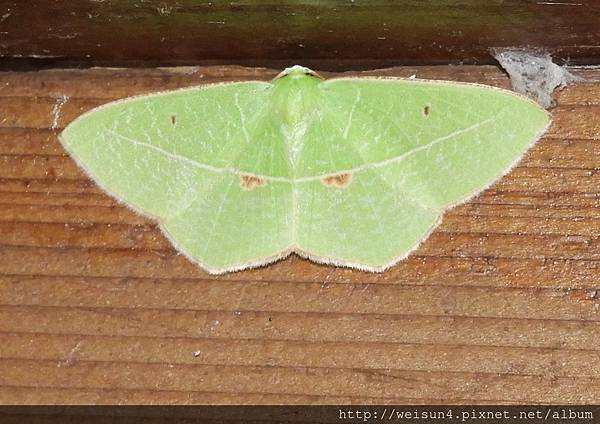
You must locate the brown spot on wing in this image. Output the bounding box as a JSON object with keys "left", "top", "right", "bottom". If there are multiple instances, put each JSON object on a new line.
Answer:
{"left": 240, "top": 174, "right": 268, "bottom": 190}
{"left": 321, "top": 173, "right": 352, "bottom": 188}
{"left": 171, "top": 115, "right": 177, "bottom": 125}
{"left": 423, "top": 105, "right": 430, "bottom": 116}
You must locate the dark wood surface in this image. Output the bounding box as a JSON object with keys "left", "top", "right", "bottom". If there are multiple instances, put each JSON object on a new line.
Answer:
{"left": 0, "top": 65, "right": 599, "bottom": 404}
{"left": 1, "top": 1, "right": 600, "bottom": 70}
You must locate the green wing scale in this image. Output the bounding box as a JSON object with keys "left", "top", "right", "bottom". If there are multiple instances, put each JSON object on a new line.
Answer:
{"left": 60, "top": 66, "right": 551, "bottom": 273}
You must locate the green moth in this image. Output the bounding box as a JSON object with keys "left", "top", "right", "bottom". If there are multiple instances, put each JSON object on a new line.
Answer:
{"left": 60, "top": 65, "right": 551, "bottom": 274}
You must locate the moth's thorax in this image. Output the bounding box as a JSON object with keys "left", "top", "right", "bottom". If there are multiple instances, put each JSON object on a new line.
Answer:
{"left": 271, "top": 72, "right": 321, "bottom": 125}
{"left": 270, "top": 70, "right": 322, "bottom": 166}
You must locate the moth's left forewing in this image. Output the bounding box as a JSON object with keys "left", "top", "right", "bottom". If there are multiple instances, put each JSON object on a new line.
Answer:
{"left": 317, "top": 77, "right": 551, "bottom": 209}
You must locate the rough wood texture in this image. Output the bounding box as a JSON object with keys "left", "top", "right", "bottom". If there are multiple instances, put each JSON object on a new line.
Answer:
{"left": 1, "top": 1, "right": 600, "bottom": 70}
{"left": 0, "top": 65, "right": 599, "bottom": 404}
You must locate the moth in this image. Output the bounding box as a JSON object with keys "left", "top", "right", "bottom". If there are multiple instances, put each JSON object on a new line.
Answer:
{"left": 60, "top": 65, "right": 551, "bottom": 274}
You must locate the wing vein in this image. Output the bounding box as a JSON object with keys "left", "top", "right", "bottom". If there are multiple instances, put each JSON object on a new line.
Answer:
{"left": 106, "top": 112, "right": 497, "bottom": 184}
{"left": 342, "top": 89, "right": 361, "bottom": 139}
{"left": 295, "top": 114, "right": 499, "bottom": 182}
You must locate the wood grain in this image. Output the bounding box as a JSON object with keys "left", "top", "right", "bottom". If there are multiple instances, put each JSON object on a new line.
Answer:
{"left": 0, "top": 65, "right": 599, "bottom": 404}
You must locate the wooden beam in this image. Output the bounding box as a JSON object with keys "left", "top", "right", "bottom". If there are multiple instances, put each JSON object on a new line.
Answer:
{"left": 1, "top": 1, "right": 600, "bottom": 69}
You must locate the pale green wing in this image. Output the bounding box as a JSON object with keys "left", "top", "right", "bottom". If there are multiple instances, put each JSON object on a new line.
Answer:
{"left": 61, "top": 72, "right": 551, "bottom": 273}
{"left": 298, "top": 78, "right": 550, "bottom": 208}
{"left": 162, "top": 174, "right": 293, "bottom": 272}
{"left": 60, "top": 82, "right": 294, "bottom": 273}
{"left": 295, "top": 78, "right": 550, "bottom": 268}
{"left": 295, "top": 169, "right": 439, "bottom": 269}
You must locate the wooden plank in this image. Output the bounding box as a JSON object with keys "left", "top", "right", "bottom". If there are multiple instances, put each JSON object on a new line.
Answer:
{"left": 0, "top": 358, "right": 595, "bottom": 403}
{"left": 3, "top": 331, "right": 600, "bottom": 378}
{"left": 1, "top": 277, "right": 599, "bottom": 321}
{"left": 1, "top": 304, "right": 599, "bottom": 351}
{"left": 1, "top": 2, "right": 600, "bottom": 69}
{"left": 0, "top": 65, "right": 599, "bottom": 404}
{"left": 0, "top": 386, "right": 448, "bottom": 406}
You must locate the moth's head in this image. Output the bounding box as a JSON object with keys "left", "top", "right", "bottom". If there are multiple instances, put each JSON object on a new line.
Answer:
{"left": 274, "top": 65, "right": 323, "bottom": 81}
